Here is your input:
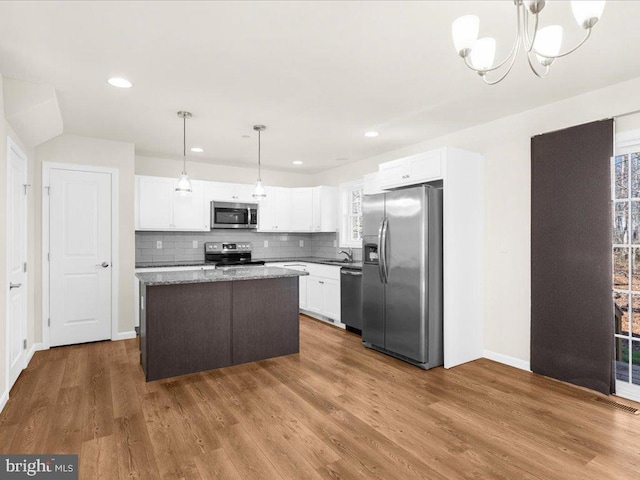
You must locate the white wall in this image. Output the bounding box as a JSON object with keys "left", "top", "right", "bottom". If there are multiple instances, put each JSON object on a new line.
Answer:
{"left": 35, "top": 134, "right": 136, "bottom": 335}
{"left": 313, "top": 76, "right": 640, "bottom": 366}
{"left": 136, "top": 155, "right": 314, "bottom": 187}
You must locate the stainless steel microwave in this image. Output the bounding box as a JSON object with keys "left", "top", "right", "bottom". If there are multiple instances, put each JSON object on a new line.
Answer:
{"left": 210, "top": 201, "right": 258, "bottom": 229}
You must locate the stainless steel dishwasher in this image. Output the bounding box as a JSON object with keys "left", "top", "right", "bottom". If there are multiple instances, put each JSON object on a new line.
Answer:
{"left": 340, "top": 267, "right": 363, "bottom": 333}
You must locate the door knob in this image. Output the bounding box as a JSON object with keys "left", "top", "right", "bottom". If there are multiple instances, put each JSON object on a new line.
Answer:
{"left": 96, "top": 262, "right": 110, "bottom": 268}
{"left": 9, "top": 282, "right": 22, "bottom": 289}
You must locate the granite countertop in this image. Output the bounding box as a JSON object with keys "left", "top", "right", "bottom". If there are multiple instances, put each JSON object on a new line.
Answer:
{"left": 135, "top": 260, "right": 209, "bottom": 269}
{"left": 257, "top": 257, "right": 364, "bottom": 270}
{"left": 136, "top": 266, "right": 309, "bottom": 286}
{"left": 135, "top": 257, "right": 363, "bottom": 270}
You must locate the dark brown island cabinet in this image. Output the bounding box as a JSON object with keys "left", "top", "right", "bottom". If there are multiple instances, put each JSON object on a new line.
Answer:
{"left": 136, "top": 267, "right": 307, "bottom": 381}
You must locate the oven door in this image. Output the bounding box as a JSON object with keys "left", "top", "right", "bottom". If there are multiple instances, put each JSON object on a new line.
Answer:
{"left": 211, "top": 202, "right": 258, "bottom": 229}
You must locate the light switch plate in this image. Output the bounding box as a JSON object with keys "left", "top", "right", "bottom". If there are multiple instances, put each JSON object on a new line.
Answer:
{"left": 299, "top": 240, "right": 304, "bottom": 247}
{"left": 333, "top": 240, "right": 337, "bottom": 247}
{"left": 156, "top": 240, "right": 162, "bottom": 249}
{"left": 264, "top": 240, "right": 269, "bottom": 248}
{"left": 192, "top": 240, "right": 198, "bottom": 249}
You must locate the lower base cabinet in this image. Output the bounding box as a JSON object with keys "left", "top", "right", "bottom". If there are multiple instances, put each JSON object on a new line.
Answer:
{"left": 266, "top": 262, "right": 342, "bottom": 325}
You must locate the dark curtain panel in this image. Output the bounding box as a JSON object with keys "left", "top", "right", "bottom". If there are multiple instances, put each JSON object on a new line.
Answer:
{"left": 531, "top": 119, "right": 614, "bottom": 395}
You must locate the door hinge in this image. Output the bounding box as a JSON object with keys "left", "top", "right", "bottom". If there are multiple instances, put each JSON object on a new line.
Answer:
{"left": 23, "top": 184, "right": 31, "bottom": 195}
{"left": 48, "top": 318, "right": 50, "bottom": 327}
{"left": 45, "top": 186, "right": 50, "bottom": 195}
{"left": 47, "top": 252, "right": 50, "bottom": 262}
{"left": 23, "top": 262, "right": 27, "bottom": 273}
{"left": 23, "top": 339, "right": 27, "bottom": 350}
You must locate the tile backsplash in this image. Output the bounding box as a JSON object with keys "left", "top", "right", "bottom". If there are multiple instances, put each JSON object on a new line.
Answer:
{"left": 136, "top": 230, "right": 363, "bottom": 263}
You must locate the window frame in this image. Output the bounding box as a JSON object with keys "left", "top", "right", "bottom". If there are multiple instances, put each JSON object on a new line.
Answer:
{"left": 339, "top": 180, "right": 364, "bottom": 249}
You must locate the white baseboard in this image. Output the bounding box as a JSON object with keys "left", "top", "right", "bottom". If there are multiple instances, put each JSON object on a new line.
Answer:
{"left": 112, "top": 330, "right": 137, "bottom": 341}
{"left": 0, "top": 389, "right": 8, "bottom": 414}
{"left": 26, "top": 342, "right": 45, "bottom": 365}
{"left": 483, "top": 350, "right": 531, "bottom": 372}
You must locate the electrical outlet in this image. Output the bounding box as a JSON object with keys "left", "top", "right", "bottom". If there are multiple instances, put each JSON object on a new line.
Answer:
{"left": 192, "top": 240, "right": 198, "bottom": 249}
{"left": 156, "top": 240, "right": 162, "bottom": 249}
{"left": 299, "top": 240, "right": 304, "bottom": 247}
{"left": 264, "top": 240, "right": 269, "bottom": 248}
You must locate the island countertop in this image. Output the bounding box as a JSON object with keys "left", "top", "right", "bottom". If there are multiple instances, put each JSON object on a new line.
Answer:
{"left": 136, "top": 266, "right": 309, "bottom": 286}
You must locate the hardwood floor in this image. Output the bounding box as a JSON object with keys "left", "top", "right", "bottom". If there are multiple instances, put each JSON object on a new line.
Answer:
{"left": 1, "top": 315, "right": 639, "bottom": 479}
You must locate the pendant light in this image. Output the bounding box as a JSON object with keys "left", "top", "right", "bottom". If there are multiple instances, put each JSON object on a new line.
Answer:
{"left": 252, "top": 124, "right": 267, "bottom": 200}
{"left": 175, "top": 111, "right": 193, "bottom": 196}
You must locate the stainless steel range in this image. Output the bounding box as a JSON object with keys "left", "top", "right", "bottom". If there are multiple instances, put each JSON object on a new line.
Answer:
{"left": 204, "top": 242, "right": 265, "bottom": 267}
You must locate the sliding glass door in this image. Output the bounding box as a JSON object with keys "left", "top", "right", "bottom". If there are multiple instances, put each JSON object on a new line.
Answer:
{"left": 613, "top": 151, "right": 640, "bottom": 401}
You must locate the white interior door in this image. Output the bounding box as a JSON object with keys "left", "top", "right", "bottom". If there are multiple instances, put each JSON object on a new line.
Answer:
{"left": 49, "top": 168, "right": 112, "bottom": 347}
{"left": 7, "top": 140, "right": 27, "bottom": 388}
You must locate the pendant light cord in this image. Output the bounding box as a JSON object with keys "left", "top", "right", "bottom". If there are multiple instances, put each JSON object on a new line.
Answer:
{"left": 182, "top": 115, "right": 187, "bottom": 175}
{"left": 257, "top": 129, "right": 262, "bottom": 181}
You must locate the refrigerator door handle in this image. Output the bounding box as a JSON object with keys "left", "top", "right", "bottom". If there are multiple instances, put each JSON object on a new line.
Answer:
{"left": 377, "top": 219, "right": 385, "bottom": 283}
{"left": 381, "top": 217, "right": 389, "bottom": 284}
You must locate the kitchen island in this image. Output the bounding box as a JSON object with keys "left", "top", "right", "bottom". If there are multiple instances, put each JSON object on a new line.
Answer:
{"left": 136, "top": 267, "right": 308, "bottom": 381}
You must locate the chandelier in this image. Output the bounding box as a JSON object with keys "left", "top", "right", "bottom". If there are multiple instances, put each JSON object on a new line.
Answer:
{"left": 452, "top": 1, "right": 606, "bottom": 85}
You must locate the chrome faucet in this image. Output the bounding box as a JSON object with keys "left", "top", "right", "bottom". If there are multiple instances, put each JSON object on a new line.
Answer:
{"left": 338, "top": 247, "right": 353, "bottom": 263}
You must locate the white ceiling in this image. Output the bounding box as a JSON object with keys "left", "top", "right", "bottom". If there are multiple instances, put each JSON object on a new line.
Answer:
{"left": 0, "top": 1, "right": 639, "bottom": 173}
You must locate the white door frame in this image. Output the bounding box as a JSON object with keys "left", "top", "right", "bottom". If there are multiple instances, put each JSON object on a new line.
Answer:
{"left": 613, "top": 127, "right": 640, "bottom": 403}
{"left": 5, "top": 136, "right": 28, "bottom": 396}
{"left": 42, "top": 162, "right": 119, "bottom": 348}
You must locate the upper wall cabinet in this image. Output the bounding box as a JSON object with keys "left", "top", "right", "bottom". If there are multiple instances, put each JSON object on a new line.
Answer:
{"left": 135, "top": 175, "right": 338, "bottom": 234}
{"left": 312, "top": 186, "right": 338, "bottom": 232}
{"left": 378, "top": 149, "right": 443, "bottom": 190}
{"left": 290, "top": 188, "right": 314, "bottom": 232}
{"left": 257, "top": 187, "right": 291, "bottom": 232}
{"left": 205, "top": 182, "right": 255, "bottom": 203}
{"left": 136, "top": 176, "right": 208, "bottom": 231}
{"left": 257, "top": 186, "right": 337, "bottom": 233}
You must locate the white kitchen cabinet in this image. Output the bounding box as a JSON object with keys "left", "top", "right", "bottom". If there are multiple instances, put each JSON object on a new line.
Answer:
{"left": 137, "top": 176, "right": 174, "bottom": 229}
{"left": 258, "top": 187, "right": 291, "bottom": 232}
{"left": 173, "top": 180, "right": 207, "bottom": 230}
{"left": 304, "top": 263, "right": 341, "bottom": 323}
{"left": 290, "top": 188, "right": 313, "bottom": 232}
{"left": 363, "top": 172, "right": 384, "bottom": 195}
{"left": 204, "top": 182, "right": 255, "bottom": 203}
{"left": 378, "top": 149, "right": 443, "bottom": 190}
{"left": 136, "top": 175, "right": 208, "bottom": 231}
{"left": 264, "top": 261, "right": 342, "bottom": 325}
{"left": 306, "top": 277, "right": 324, "bottom": 313}
{"left": 321, "top": 278, "right": 340, "bottom": 320}
{"left": 312, "top": 186, "right": 338, "bottom": 232}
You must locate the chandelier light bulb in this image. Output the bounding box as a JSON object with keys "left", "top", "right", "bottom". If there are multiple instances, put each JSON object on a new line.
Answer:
{"left": 470, "top": 37, "right": 496, "bottom": 71}
{"left": 571, "top": 1, "right": 606, "bottom": 29}
{"left": 523, "top": 0, "right": 546, "bottom": 14}
{"left": 534, "top": 25, "right": 564, "bottom": 66}
{"left": 451, "top": 15, "right": 479, "bottom": 57}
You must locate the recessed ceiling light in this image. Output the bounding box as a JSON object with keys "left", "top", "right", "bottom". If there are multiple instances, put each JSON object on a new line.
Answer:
{"left": 107, "top": 77, "right": 133, "bottom": 88}
{"left": 364, "top": 131, "right": 379, "bottom": 138}
{"left": 242, "top": 135, "right": 251, "bottom": 139}
{"left": 292, "top": 161, "right": 303, "bottom": 165}
{"left": 190, "top": 147, "right": 204, "bottom": 153}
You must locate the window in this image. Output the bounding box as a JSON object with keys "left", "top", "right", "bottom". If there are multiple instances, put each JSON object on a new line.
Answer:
{"left": 339, "top": 180, "right": 363, "bottom": 248}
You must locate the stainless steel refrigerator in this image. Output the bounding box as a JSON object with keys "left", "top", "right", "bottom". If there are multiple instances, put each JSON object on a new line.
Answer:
{"left": 362, "top": 184, "right": 443, "bottom": 369}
